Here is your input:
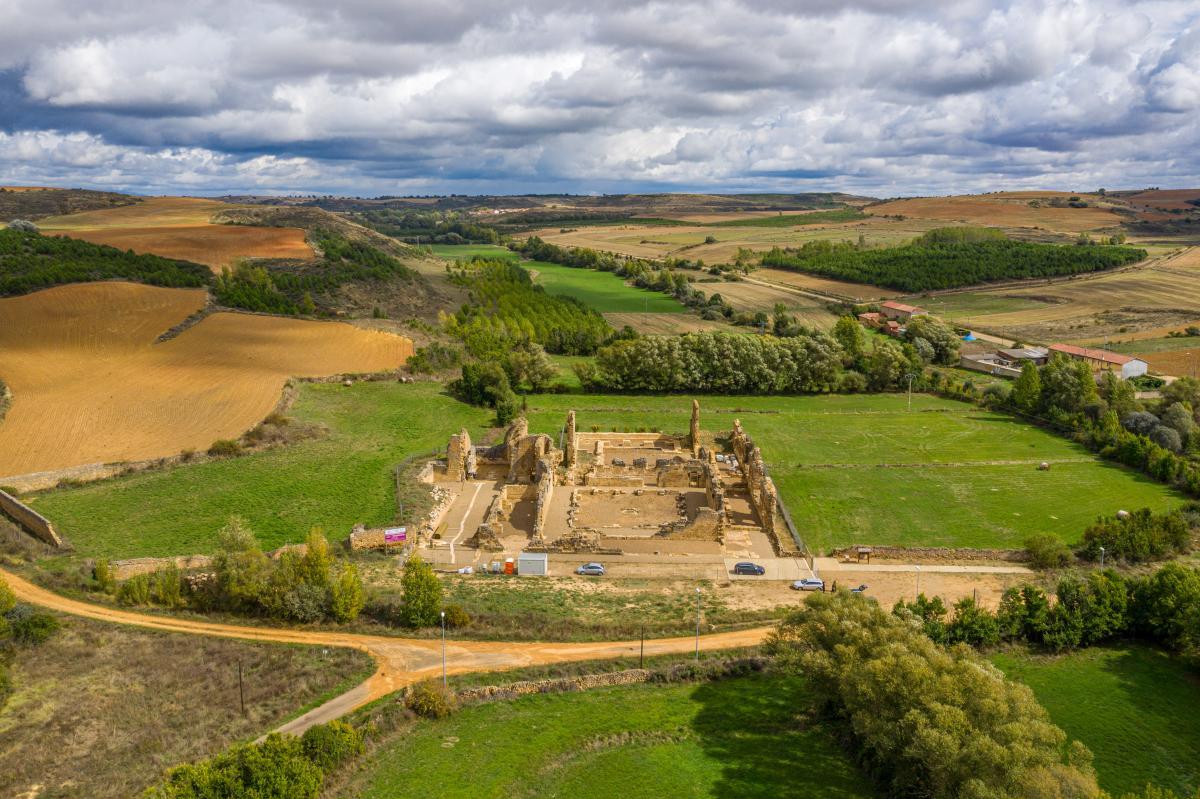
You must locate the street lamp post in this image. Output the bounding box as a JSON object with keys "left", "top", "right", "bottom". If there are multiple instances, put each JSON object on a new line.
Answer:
{"left": 694, "top": 587, "right": 702, "bottom": 661}
{"left": 905, "top": 372, "right": 917, "bottom": 411}
{"left": 440, "top": 610, "right": 447, "bottom": 689}
{"left": 1099, "top": 546, "right": 1106, "bottom": 569}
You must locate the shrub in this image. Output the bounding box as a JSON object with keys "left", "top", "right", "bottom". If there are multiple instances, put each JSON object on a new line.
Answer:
{"left": 146, "top": 733, "right": 323, "bottom": 799}
{"left": 1025, "top": 533, "right": 1072, "bottom": 569}
{"left": 0, "top": 575, "right": 14, "bottom": 615}
{"left": 405, "top": 681, "right": 457, "bottom": 719}
{"left": 207, "top": 439, "right": 242, "bottom": 457}
{"left": 9, "top": 609, "right": 60, "bottom": 645}
{"left": 1078, "top": 508, "right": 1190, "bottom": 563}
{"left": 443, "top": 604, "right": 471, "bottom": 629}
{"left": 945, "top": 596, "right": 1001, "bottom": 647}
{"left": 152, "top": 564, "right": 184, "bottom": 608}
{"left": 300, "top": 720, "right": 363, "bottom": 772}
{"left": 279, "top": 583, "right": 329, "bottom": 623}
{"left": 117, "top": 574, "right": 153, "bottom": 606}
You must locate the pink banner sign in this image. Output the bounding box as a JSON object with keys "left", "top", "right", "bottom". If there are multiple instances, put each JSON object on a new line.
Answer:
{"left": 384, "top": 527, "right": 407, "bottom": 543}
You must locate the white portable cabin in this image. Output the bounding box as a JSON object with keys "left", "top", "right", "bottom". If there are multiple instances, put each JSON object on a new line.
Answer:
{"left": 517, "top": 551, "right": 549, "bottom": 576}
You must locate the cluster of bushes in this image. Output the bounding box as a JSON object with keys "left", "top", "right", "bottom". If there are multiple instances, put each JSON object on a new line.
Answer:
{"left": 406, "top": 341, "right": 463, "bottom": 374}
{"left": 1, "top": 575, "right": 61, "bottom": 710}
{"left": 213, "top": 231, "right": 418, "bottom": 315}
{"left": 145, "top": 720, "right": 363, "bottom": 798}
{"left": 1078, "top": 507, "right": 1192, "bottom": 562}
{"left": 443, "top": 259, "right": 613, "bottom": 357}
{"left": 575, "top": 330, "right": 844, "bottom": 393}
{"left": 98, "top": 519, "right": 365, "bottom": 625}
{"left": 448, "top": 343, "right": 561, "bottom": 423}
{"left": 352, "top": 209, "right": 502, "bottom": 244}
{"left": 768, "top": 590, "right": 1100, "bottom": 798}
{"left": 0, "top": 228, "right": 211, "bottom": 296}
{"left": 898, "top": 564, "right": 1200, "bottom": 657}
{"left": 761, "top": 227, "right": 1146, "bottom": 291}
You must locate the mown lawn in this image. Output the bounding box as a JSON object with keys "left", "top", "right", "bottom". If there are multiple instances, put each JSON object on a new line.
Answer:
{"left": 32, "top": 387, "right": 1182, "bottom": 558}
{"left": 992, "top": 645, "right": 1200, "bottom": 797}
{"left": 521, "top": 259, "right": 685, "bottom": 313}
{"left": 344, "top": 674, "right": 876, "bottom": 799}
{"left": 429, "top": 243, "right": 685, "bottom": 313}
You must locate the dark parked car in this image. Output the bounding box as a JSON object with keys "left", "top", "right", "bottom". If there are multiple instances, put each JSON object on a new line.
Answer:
{"left": 732, "top": 562, "right": 766, "bottom": 576}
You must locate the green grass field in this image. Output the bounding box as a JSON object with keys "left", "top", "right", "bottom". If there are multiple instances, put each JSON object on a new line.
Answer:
{"left": 428, "top": 243, "right": 519, "bottom": 261}
{"left": 917, "top": 293, "right": 1056, "bottom": 318}
{"left": 992, "top": 646, "right": 1200, "bottom": 796}
{"left": 345, "top": 674, "right": 876, "bottom": 799}
{"left": 429, "top": 243, "right": 685, "bottom": 313}
{"left": 31, "top": 387, "right": 1181, "bottom": 559}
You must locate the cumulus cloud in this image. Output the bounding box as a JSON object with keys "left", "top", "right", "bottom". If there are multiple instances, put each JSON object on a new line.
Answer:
{"left": 0, "top": 0, "right": 1197, "bottom": 195}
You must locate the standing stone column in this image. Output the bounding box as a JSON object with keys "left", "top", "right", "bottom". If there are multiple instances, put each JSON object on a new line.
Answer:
{"left": 565, "top": 410, "right": 577, "bottom": 467}
{"left": 690, "top": 399, "right": 701, "bottom": 456}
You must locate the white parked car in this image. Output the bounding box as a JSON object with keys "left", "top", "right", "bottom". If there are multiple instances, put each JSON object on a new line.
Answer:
{"left": 791, "top": 578, "right": 825, "bottom": 591}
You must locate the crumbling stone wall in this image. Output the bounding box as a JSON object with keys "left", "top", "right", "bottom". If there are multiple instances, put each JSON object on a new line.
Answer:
{"left": 466, "top": 494, "right": 505, "bottom": 550}
{"left": 660, "top": 506, "right": 723, "bottom": 541}
{"left": 728, "top": 419, "right": 779, "bottom": 538}
{"left": 532, "top": 457, "right": 555, "bottom": 544}
{"left": 445, "top": 427, "right": 473, "bottom": 480}
{"left": 0, "top": 488, "right": 63, "bottom": 547}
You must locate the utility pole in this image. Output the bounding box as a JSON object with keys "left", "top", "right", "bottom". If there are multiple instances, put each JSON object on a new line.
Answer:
{"left": 238, "top": 660, "right": 245, "bottom": 716}
{"left": 640, "top": 623, "right": 645, "bottom": 669}
{"left": 441, "top": 610, "right": 447, "bottom": 689}
{"left": 694, "top": 587, "right": 702, "bottom": 660}
{"left": 905, "top": 373, "right": 917, "bottom": 411}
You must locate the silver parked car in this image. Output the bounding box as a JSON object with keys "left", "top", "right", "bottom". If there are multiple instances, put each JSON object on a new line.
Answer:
{"left": 576, "top": 562, "right": 606, "bottom": 576}
{"left": 791, "top": 578, "right": 825, "bottom": 591}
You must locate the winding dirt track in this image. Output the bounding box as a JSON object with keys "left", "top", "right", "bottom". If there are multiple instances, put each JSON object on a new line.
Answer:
{"left": 0, "top": 568, "right": 769, "bottom": 735}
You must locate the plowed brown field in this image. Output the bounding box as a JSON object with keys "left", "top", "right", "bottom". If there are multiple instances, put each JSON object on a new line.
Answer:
{"left": 868, "top": 193, "right": 1122, "bottom": 232}
{"left": 38, "top": 196, "right": 312, "bottom": 271}
{"left": 0, "top": 282, "right": 413, "bottom": 478}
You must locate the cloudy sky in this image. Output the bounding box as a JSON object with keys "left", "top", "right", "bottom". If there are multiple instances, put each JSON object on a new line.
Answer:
{"left": 0, "top": 0, "right": 1197, "bottom": 197}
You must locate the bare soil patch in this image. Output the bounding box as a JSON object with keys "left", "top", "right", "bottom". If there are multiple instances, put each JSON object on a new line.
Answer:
{"left": 0, "top": 282, "right": 413, "bottom": 477}
{"left": 38, "top": 197, "right": 313, "bottom": 271}
{"left": 868, "top": 193, "right": 1122, "bottom": 233}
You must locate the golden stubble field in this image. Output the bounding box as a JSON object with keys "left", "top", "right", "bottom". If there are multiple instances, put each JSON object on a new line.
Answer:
{"left": 37, "top": 197, "right": 313, "bottom": 271}
{"left": 867, "top": 192, "right": 1125, "bottom": 233}
{"left": 0, "top": 282, "right": 413, "bottom": 478}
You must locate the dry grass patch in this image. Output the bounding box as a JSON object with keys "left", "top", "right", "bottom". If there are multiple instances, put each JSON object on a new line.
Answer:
{"left": 0, "top": 615, "right": 371, "bottom": 799}
{"left": 38, "top": 197, "right": 313, "bottom": 271}
{"left": 0, "top": 282, "right": 412, "bottom": 478}
{"left": 601, "top": 312, "right": 729, "bottom": 335}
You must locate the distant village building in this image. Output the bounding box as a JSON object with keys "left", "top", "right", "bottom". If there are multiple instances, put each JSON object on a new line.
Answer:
{"left": 1048, "top": 343, "right": 1148, "bottom": 379}
{"left": 995, "top": 347, "right": 1049, "bottom": 366}
{"left": 879, "top": 301, "right": 927, "bottom": 322}
{"left": 958, "top": 353, "right": 1024, "bottom": 378}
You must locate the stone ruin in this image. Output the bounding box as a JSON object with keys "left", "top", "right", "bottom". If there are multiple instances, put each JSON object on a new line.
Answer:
{"left": 729, "top": 419, "right": 782, "bottom": 543}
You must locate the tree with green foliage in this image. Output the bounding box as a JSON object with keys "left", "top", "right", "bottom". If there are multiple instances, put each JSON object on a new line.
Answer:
{"left": 904, "top": 315, "right": 961, "bottom": 365}
{"left": 504, "top": 343, "right": 557, "bottom": 392}
{"left": 401, "top": 554, "right": 443, "bottom": 628}
{"left": 329, "top": 563, "right": 365, "bottom": 623}
{"left": 0, "top": 575, "right": 13, "bottom": 616}
{"left": 1131, "top": 563, "right": 1200, "bottom": 654}
{"left": 1012, "top": 361, "right": 1042, "bottom": 413}
{"left": 1099, "top": 371, "right": 1139, "bottom": 418}
{"left": 945, "top": 596, "right": 1001, "bottom": 647}
{"left": 1025, "top": 533, "right": 1072, "bottom": 569}
{"left": 831, "top": 315, "right": 866, "bottom": 366}
{"left": 767, "top": 591, "right": 1099, "bottom": 798}
{"left": 760, "top": 228, "right": 1145, "bottom": 291}
{"left": 211, "top": 516, "right": 271, "bottom": 613}
{"left": 863, "top": 338, "right": 913, "bottom": 391}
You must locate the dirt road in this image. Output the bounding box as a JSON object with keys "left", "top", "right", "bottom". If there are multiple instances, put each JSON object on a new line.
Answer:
{"left": 0, "top": 568, "right": 769, "bottom": 735}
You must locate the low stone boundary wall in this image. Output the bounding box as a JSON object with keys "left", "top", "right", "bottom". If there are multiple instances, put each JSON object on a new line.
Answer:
{"left": 111, "top": 554, "right": 214, "bottom": 580}
{"left": 455, "top": 657, "right": 767, "bottom": 705}
{"left": 0, "top": 488, "right": 64, "bottom": 547}
{"left": 830, "top": 545, "right": 1028, "bottom": 564}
